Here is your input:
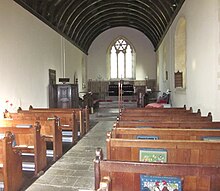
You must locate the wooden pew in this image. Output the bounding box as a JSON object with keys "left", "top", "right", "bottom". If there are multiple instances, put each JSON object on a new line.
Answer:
{"left": 106, "top": 137, "right": 220, "bottom": 165}
{"left": 119, "top": 108, "right": 201, "bottom": 117}
{"left": 120, "top": 107, "right": 192, "bottom": 115}
{"left": 114, "top": 121, "right": 220, "bottom": 129}
{"left": 0, "top": 117, "right": 62, "bottom": 161}
{"left": 29, "top": 106, "right": 90, "bottom": 134}
{"left": 101, "top": 107, "right": 220, "bottom": 190}
{"left": 120, "top": 105, "right": 188, "bottom": 113}
{"left": 15, "top": 109, "right": 78, "bottom": 143}
{"left": 17, "top": 106, "right": 90, "bottom": 139}
{"left": 119, "top": 110, "right": 201, "bottom": 117}
{"left": 0, "top": 122, "right": 47, "bottom": 175}
{"left": 118, "top": 112, "right": 212, "bottom": 122}
{"left": 0, "top": 131, "right": 24, "bottom": 191}
{"left": 111, "top": 127, "right": 220, "bottom": 140}
{"left": 94, "top": 148, "right": 220, "bottom": 191}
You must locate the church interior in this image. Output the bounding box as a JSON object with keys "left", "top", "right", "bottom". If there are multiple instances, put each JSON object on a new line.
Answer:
{"left": 1, "top": 0, "right": 220, "bottom": 190}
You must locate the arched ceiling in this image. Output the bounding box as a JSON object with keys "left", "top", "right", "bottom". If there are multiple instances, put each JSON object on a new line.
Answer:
{"left": 14, "top": 0, "right": 185, "bottom": 54}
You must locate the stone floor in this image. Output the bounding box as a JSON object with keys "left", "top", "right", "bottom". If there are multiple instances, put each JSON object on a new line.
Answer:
{"left": 24, "top": 109, "right": 117, "bottom": 191}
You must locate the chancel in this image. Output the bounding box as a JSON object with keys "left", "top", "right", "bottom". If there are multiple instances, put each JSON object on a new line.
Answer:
{"left": 0, "top": 0, "right": 220, "bottom": 190}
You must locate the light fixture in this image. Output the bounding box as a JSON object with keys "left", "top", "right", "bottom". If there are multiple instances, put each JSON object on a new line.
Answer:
{"left": 172, "top": 0, "right": 177, "bottom": 7}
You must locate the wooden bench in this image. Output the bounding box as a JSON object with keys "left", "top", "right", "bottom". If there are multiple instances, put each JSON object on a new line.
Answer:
{"left": 94, "top": 148, "right": 220, "bottom": 191}
{"left": 0, "top": 117, "right": 62, "bottom": 161}
{"left": 17, "top": 106, "right": 90, "bottom": 139}
{"left": 121, "top": 105, "right": 192, "bottom": 113}
{"left": 119, "top": 108, "right": 201, "bottom": 117}
{"left": 0, "top": 131, "right": 24, "bottom": 191}
{"left": 100, "top": 107, "right": 220, "bottom": 190}
{"left": 120, "top": 105, "right": 188, "bottom": 113}
{"left": 111, "top": 127, "right": 220, "bottom": 140}
{"left": 118, "top": 112, "right": 212, "bottom": 122}
{"left": 114, "top": 121, "right": 220, "bottom": 129}
{"left": 106, "top": 137, "right": 220, "bottom": 165}
{"left": 15, "top": 109, "right": 78, "bottom": 143}
{"left": 29, "top": 106, "right": 90, "bottom": 134}
{"left": 0, "top": 121, "right": 47, "bottom": 175}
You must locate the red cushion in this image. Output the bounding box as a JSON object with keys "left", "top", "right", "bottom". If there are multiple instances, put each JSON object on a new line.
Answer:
{"left": 157, "top": 100, "right": 167, "bottom": 104}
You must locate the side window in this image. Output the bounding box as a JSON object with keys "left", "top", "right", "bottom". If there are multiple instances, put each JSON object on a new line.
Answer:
{"left": 174, "top": 17, "right": 186, "bottom": 89}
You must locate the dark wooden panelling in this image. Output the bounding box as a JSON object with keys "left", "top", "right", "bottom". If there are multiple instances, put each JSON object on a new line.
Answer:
{"left": 14, "top": 0, "right": 185, "bottom": 54}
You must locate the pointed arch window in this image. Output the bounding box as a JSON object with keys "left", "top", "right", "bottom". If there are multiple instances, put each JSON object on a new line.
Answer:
{"left": 174, "top": 17, "right": 186, "bottom": 89}
{"left": 109, "top": 37, "right": 135, "bottom": 79}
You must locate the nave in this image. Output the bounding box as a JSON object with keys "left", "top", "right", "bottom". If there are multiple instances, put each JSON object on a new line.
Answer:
{"left": 24, "top": 109, "right": 116, "bottom": 191}
{"left": 2, "top": 104, "right": 220, "bottom": 190}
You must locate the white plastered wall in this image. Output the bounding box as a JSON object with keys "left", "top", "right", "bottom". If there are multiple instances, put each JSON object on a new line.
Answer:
{"left": 0, "top": 0, "right": 85, "bottom": 115}
{"left": 157, "top": 0, "right": 220, "bottom": 120}
{"left": 64, "top": 40, "right": 87, "bottom": 97}
{"left": 87, "top": 27, "right": 156, "bottom": 81}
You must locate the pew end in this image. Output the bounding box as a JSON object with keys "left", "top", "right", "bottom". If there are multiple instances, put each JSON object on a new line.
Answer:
{"left": 0, "top": 131, "right": 24, "bottom": 191}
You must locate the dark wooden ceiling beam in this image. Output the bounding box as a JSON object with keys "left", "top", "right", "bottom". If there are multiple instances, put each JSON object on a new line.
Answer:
{"left": 76, "top": 10, "right": 160, "bottom": 39}
{"left": 57, "top": 0, "right": 85, "bottom": 29}
{"left": 81, "top": 19, "right": 158, "bottom": 53}
{"left": 62, "top": 0, "right": 165, "bottom": 35}
{"left": 66, "top": 2, "right": 164, "bottom": 39}
{"left": 71, "top": 7, "right": 161, "bottom": 39}
{"left": 13, "top": 0, "right": 185, "bottom": 54}
{"left": 74, "top": 12, "right": 160, "bottom": 49}
{"left": 82, "top": 22, "right": 156, "bottom": 53}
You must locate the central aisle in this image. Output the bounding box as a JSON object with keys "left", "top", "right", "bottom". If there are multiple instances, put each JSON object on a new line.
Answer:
{"left": 25, "top": 111, "right": 116, "bottom": 191}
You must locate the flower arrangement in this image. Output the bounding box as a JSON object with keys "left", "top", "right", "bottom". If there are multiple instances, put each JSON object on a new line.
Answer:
{"left": 0, "top": 99, "right": 18, "bottom": 119}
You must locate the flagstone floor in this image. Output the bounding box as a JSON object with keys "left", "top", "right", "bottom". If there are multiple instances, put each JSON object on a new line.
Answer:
{"left": 24, "top": 109, "right": 117, "bottom": 191}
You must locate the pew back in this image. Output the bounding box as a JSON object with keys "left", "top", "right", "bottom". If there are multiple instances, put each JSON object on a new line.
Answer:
{"left": 121, "top": 106, "right": 188, "bottom": 113}
{"left": 120, "top": 111, "right": 199, "bottom": 117}
{"left": 0, "top": 118, "right": 62, "bottom": 161}
{"left": 120, "top": 106, "right": 195, "bottom": 116}
{"left": 118, "top": 114, "right": 212, "bottom": 122}
{"left": 17, "top": 109, "right": 84, "bottom": 140}
{"left": 28, "top": 106, "right": 90, "bottom": 134}
{"left": 107, "top": 138, "right": 220, "bottom": 165}
{"left": 95, "top": 159, "right": 220, "bottom": 191}
{"left": 0, "top": 122, "right": 47, "bottom": 175}
{"left": 114, "top": 121, "right": 220, "bottom": 129}
{"left": 111, "top": 128, "right": 220, "bottom": 140}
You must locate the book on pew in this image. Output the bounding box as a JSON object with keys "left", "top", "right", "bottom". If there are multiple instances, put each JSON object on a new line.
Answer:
{"left": 137, "top": 135, "right": 159, "bottom": 140}
{"left": 0, "top": 134, "right": 4, "bottom": 139}
{"left": 16, "top": 124, "right": 32, "bottom": 128}
{"left": 202, "top": 136, "right": 220, "bottom": 141}
{"left": 140, "top": 175, "right": 182, "bottom": 191}
{"left": 137, "top": 120, "right": 152, "bottom": 122}
{"left": 15, "top": 144, "right": 28, "bottom": 148}
{"left": 139, "top": 148, "right": 167, "bottom": 163}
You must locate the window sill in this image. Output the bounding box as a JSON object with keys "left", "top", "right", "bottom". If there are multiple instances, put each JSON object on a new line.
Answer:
{"left": 174, "top": 87, "right": 186, "bottom": 94}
